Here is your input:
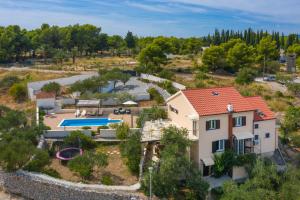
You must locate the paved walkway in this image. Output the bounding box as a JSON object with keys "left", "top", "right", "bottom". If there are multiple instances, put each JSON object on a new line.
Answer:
{"left": 255, "top": 77, "right": 287, "bottom": 93}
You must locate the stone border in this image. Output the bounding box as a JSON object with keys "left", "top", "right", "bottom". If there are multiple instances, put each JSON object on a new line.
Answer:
{"left": 1, "top": 170, "right": 146, "bottom": 200}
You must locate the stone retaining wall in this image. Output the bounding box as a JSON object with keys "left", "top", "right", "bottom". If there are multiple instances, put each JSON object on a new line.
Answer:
{"left": 0, "top": 171, "right": 146, "bottom": 200}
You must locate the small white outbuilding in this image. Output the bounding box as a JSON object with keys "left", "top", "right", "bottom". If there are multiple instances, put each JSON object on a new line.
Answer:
{"left": 36, "top": 92, "right": 56, "bottom": 109}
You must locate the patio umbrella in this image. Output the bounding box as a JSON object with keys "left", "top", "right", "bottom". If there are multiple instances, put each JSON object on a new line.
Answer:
{"left": 122, "top": 100, "right": 138, "bottom": 105}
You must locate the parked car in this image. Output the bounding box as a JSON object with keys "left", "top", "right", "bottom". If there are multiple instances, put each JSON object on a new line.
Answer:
{"left": 263, "top": 75, "right": 276, "bottom": 81}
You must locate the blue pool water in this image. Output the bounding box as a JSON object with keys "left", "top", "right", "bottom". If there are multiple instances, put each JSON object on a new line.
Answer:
{"left": 59, "top": 118, "right": 122, "bottom": 127}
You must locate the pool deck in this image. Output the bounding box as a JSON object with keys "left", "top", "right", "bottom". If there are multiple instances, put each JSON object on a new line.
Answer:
{"left": 44, "top": 112, "right": 138, "bottom": 131}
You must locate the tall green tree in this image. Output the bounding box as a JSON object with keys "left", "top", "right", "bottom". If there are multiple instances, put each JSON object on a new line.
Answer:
{"left": 257, "top": 36, "right": 279, "bottom": 76}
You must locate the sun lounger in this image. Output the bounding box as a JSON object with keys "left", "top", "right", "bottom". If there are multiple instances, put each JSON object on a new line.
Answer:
{"left": 81, "top": 110, "right": 87, "bottom": 117}
{"left": 75, "top": 109, "right": 80, "bottom": 117}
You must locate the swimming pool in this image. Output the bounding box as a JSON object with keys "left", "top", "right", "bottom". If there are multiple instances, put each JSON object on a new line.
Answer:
{"left": 59, "top": 118, "right": 122, "bottom": 127}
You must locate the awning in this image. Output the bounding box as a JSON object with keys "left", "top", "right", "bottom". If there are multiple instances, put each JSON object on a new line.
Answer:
{"left": 201, "top": 157, "right": 215, "bottom": 166}
{"left": 234, "top": 132, "right": 254, "bottom": 140}
{"left": 187, "top": 114, "right": 199, "bottom": 120}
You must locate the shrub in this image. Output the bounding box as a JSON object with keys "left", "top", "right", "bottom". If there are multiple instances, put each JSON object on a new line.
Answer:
{"left": 136, "top": 106, "right": 167, "bottom": 128}
{"left": 68, "top": 155, "right": 93, "bottom": 179}
{"left": 25, "top": 149, "right": 50, "bottom": 172}
{"left": 213, "top": 150, "right": 236, "bottom": 177}
{"left": 158, "top": 69, "right": 174, "bottom": 80}
{"left": 42, "top": 168, "right": 61, "bottom": 179}
{"left": 82, "top": 126, "right": 91, "bottom": 130}
{"left": 160, "top": 80, "right": 177, "bottom": 94}
{"left": 41, "top": 82, "right": 61, "bottom": 95}
{"left": 101, "top": 175, "right": 113, "bottom": 185}
{"left": 148, "top": 88, "right": 164, "bottom": 104}
{"left": 120, "top": 131, "right": 141, "bottom": 174}
{"left": 9, "top": 83, "right": 27, "bottom": 102}
{"left": 68, "top": 151, "right": 108, "bottom": 180}
{"left": 235, "top": 67, "right": 257, "bottom": 85}
{"left": 64, "top": 131, "right": 96, "bottom": 150}
{"left": 116, "top": 123, "right": 130, "bottom": 140}
{"left": 275, "top": 91, "right": 284, "bottom": 98}
{"left": 0, "top": 75, "right": 21, "bottom": 89}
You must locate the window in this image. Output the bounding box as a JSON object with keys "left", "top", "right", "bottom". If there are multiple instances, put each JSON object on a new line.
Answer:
{"left": 254, "top": 124, "right": 259, "bottom": 129}
{"left": 254, "top": 135, "right": 259, "bottom": 145}
{"left": 233, "top": 116, "right": 246, "bottom": 127}
{"left": 265, "top": 133, "right": 270, "bottom": 138}
{"left": 169, "top": 105, "right": 178, "bottom": 114}
{"left": 193, "top": 121, "right": 197, "bottom": 136}
{"left": 212, "top": 140, "right": 225, "bottom": 153}
{"left": 206, "top": 120, "right": 220, "bottom": 130}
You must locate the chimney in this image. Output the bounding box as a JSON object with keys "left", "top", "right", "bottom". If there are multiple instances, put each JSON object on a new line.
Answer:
{"left": 227, "top": 103, "right": 233, "bottom": 112}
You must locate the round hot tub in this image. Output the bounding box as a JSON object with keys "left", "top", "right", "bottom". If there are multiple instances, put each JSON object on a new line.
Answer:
{"left": 56, "top": 147, "right": 83, "bottom": 161}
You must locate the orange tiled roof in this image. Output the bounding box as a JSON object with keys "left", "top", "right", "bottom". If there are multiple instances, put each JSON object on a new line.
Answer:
{"left": 36, "top": 91, "right": 56, "bottom": 99}
{"left": 245, "top": 96, "right": 275, "bottom": 121}
{"left": 182, "top": 87, "right": 255, "bottom": 116}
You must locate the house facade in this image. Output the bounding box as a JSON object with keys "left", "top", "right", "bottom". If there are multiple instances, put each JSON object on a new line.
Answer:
{"left": 166, "top": 87, "right": 277, "bottom": 176}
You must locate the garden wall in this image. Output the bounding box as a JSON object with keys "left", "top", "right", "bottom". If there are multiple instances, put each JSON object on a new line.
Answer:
{"left": 44, "top": 130, "right": 91, "bottom": 138}
{"left": 140, "top": 73, "right": 186, "bottom": 90}
{"left": 98, "top": 128, "right": 141, "bottom": 139}
{"left": 0, "top": 170, "right": 146, "bottom": 200}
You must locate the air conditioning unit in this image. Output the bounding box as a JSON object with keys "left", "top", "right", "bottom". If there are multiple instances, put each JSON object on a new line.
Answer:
{"left": 253, "top": 140, "right": 259, "bottom": 145}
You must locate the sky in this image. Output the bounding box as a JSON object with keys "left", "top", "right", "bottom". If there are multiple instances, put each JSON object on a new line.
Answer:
{"left": 0, "top": 0, "right": 300, "bottom": 37}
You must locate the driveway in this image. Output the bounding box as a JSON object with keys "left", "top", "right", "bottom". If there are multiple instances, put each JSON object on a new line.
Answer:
{"left": 255, "top": 77, "right": 287, "bottom": 93}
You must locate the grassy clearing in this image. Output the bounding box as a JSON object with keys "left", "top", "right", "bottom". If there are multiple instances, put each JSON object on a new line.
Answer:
{"left": 50, "top": 144, "right": 138, "bottom": 185}
{"left": 33, "top": 56, "right": 138, "bottom": 72}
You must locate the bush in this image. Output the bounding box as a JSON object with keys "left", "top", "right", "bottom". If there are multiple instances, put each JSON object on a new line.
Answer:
{"left": 68, "top": 151, "right": 108, "bottom": 180}
{"left": 147, "top": 88, "right": 164, "bottom": 104}
{"left": 116, "top": 123, "right": 130, "bottom": 140}
{"left": 101, "top": 175, "right": 113, "bottom": 185}
{"left": 82, "top": 126, "right": 91, "bottom": 130}
{"left": 136, "top": 106, "right": 167, "bottom": 128}
{"left": 42, "top": 168, "right": 61, "bottom": 179}
{"left": 0, "top": 75, "right": 21, "bottom": 89}
{"left": 64, "top": 131, "right": 96, "bottom": 150}
{"left": 68, "top": 155, "right": 93, "bottom": 179}
{"left": 120, "top": 131, "right": 141, "bottom": 174}
{"left": 160, "top": 80, "right": 177, "bottom": 94}
{"left": 9, "top": 83, "right": 27, "bottom": 102}
{"left": 158, "top": 69, "right": 174, "bottom": 80}
{"left": 213, "top": 150, "right": 236, "bottom": 177}
{"left": 25, "top": 149, "right": 50, "bottom": 172}
{"left": 41, "top": 82, "right": 61, "bottom": 95}
{"left": 235, "top": 67, "right": 257, "bottom": 84}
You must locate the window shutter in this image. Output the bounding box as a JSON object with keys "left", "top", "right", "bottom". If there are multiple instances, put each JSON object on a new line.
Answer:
{"left": 242, "top": 116, "right": 246, "bottom": 126}
{"left": 212, "top": 141, "right": 217, "bottom": 153}
{"left": 232, "top": 117, "right": 236, "bottom": 127}
{"left": 206, "top": 121, "right": 210, "bottom": 130}
{"left": 216, "top": 120, "right": 220, "bottom": 129}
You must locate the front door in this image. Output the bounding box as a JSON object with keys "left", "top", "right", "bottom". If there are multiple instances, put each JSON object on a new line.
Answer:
{"left": 203, "top": 165, "right": 210, "bottom": 176}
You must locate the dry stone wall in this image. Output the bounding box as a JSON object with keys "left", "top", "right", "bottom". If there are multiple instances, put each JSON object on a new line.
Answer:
{"left": 0, "top": 171, "right": 146, "bottom": 200}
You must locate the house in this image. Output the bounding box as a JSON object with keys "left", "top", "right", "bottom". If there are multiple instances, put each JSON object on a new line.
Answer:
{"left": 36, "top": 92, "right": 56, "bottom": 109}
{"left": 166, "top": 87, "right": 277, "bottom": 177}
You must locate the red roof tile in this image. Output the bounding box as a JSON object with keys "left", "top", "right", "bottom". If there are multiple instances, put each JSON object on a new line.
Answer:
{"left": 245, "top": 96, "right": 275, "bottom": 121}
{"left": 36, "top": 91, "right": 56, "bottom": 99}
{"left": 182, "top": 87, "right": 254, "bottom": 116}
